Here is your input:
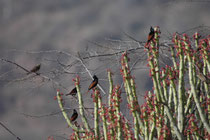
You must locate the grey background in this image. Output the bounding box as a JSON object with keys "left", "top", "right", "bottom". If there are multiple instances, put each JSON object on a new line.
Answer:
{"left": 0, "top": 0, "right": 210, "bottom": 139}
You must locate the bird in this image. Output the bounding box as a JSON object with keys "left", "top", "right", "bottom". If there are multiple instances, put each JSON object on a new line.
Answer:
{"left": 70, "top": 109, "right": 78, "bottom": 122}
{"left": 27, "top": 64, "right": 41, "bottom": 74}
{"left": 66, "top": 87, "right": 77, "bottom": 96}
{"left": 146, "top": 26, "right": 155, "bottom": 45}
{"left": 88, "top": 75, "right": 98, "bottom": 91}
{"left": 197, "top": 73, "right": 210, "bottom": 84}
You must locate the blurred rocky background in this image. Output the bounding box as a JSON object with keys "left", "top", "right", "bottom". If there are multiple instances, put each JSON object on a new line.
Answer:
{"left": 0, "top": 0, "right": 210, "bottom": 139}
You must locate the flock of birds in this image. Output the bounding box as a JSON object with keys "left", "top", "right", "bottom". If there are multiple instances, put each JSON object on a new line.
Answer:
{"left": 26, "top": 26, "right": 209, "bottom": 124}
{"left": 26, "top": 27, "right": 155, "bottom": 122}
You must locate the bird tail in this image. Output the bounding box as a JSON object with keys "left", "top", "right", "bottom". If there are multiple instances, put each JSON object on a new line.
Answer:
{"left": 66, "top": 93, "right": 70, "bottom": 96}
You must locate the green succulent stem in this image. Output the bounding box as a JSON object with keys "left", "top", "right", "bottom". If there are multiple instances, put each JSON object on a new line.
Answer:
{"left": 75, "top": 77, "right": 91, "bottom": 132}
{"left": 56, "top": 91, "right": 85, "bottom": 133}
{"left": 121, "top": 53, "right": 140, "bottom": 140}
{"left": 177, "top": 40, "right": 185, "bottom": 133}
{"left": 114, "top": 86, "right": 122, "bottom": 140}
{"left": 183, "top": 41, "right": 210, "bottom": 134}
{"left": 97, "top": 89, "right": 108, "bottom": 140}
{"left": 93, "top": 90, "right": 100, "bottom": 139}
{"left": 107, "top": 70, "right": 115, "bottom": 139}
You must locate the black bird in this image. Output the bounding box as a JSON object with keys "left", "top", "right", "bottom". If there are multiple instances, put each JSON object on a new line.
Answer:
{"left": 27, "top": 64, "right": 41, "bottom": 74}
{"left": 70, "top": 109, "right": 78, "bottom": 122}
{"left": 66, "top": 87, "right": 77, "bottom": 96}
{"left": 88, "top": 75, "right": 98, "bottom": 91}
{"left": 146, "top": 27, "right": 155, "bottom": 45}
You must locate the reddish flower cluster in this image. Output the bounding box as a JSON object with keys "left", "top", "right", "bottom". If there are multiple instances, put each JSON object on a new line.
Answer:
{"left": 92, "top": 89, "right": 100, "bottom": 103}
{"left": 184, "top": 114, "right": 200, "bottom": 137}
{"left": 198, "top": 39, "right": 210, "bottom": 60}
{"left": 47, "top": 136, "right": 55, "bottom": 140}
{"left": 55, "top": 90, "right": 65, "bottom": 105}
{"left": 69, "top": 132, "right": 77, "bottom": 140}
{"left": 140, "top": 92, "right": 156, "bottom": 122}
{"left": 120, "top": 114, "right": 135, "bottom": 140}
{"left": 73, "top": 75, "right": 80, "bottom": 86}
{"left": 193, "top": 32, "right": 201, "bottom": 40}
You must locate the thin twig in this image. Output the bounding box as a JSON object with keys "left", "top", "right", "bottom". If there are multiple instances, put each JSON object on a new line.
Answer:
{"left": 77, "top": 52, "right": 107, "bottom": 95}
{"left": 0, "top": 121, "right": 22, "bottom": 140}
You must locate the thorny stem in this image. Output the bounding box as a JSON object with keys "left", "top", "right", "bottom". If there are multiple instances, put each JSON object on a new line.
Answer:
{"left": 75, "top": 77, "right": 92, "bottom": 132}
{"left": 56, "top": 91, "right": 85, "bottom": 133}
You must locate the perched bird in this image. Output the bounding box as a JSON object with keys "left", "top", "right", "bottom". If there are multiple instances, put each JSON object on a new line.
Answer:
{"left": 27, "top": 64, "right": 41, "bottom": 74}
{"left": 146, "top": 26, "right": 155, "bottom": 45}
{"left": 66, "top": 87, "right": 77, "bottom": 96}
{"left": 88, "top": 75, "right": 98, "bottom": 91}
{"left": 197, "top": 73, "right": 209, "bottom": 84}
{"left": 70, "top": 109, "right": 78, "bottom": 122}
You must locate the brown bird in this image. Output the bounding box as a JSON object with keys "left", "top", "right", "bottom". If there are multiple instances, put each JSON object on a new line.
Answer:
{"left": 27, "top": 64, "right": 41, "bottom": 74}
{"left": 70, "top": 109, "right": 78, "bottom": 122}
{"left": 146, "top": 26, "right": 155, "bottom": 45}
{"left": 66, "top": 87, "right": 77, "bottom": 96}
{"left": 197, "top": 73, "right": 210, "bottom": 84}
{"left": 88, "top": 75, "right": 98, "bottom": 91}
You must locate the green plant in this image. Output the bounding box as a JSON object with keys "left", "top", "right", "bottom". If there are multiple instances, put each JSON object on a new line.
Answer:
{"left": 56, "top": 27, "right": 210, "bottom": 140}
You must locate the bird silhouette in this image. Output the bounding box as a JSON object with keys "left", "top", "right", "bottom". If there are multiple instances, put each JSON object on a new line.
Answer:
{"left": 27, "top": 64, "right": 41, "bottom": 75}
{"left": 66, "top": 87, "right": 77, "bottom": 96}
{"left": 146, "top": 26, "right": 155, "bottom": 45}
{"left": 70, "top": 109, "right": 78, "bottom": 122}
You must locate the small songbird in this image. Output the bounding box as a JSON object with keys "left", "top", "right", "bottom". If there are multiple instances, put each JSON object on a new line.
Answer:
{"left": 146, "top": 26, "right": 155, "bottom": 45}
{"left": 197, "top": 73, "right": 209, "bottom": 84}
{"left": 70, "top": 109, "right": 78, "bottom": 122}
{"left": 66, "top": 87, "right": 77, "bottom": 96}
{"left": 88, "top": 75, "right": 98, "bottom": 91}
{"left": 27, "top": 64, "right": 41, "bottom": 74}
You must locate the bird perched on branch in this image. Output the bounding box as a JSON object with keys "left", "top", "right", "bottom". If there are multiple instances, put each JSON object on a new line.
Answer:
{"left": 66, "top": 87, "right": 77, "bottom": 96}
{"left": 70, "top": 109, "right": 78, "bottom": 122}
{"left": 146, "top": 26, "right": 155, "bottom": 45}
{"left": 88, "top": 75, "right": 98, "bottom": 91}
{"left": 27, "top": 64, "right": 41, "bottom": 74}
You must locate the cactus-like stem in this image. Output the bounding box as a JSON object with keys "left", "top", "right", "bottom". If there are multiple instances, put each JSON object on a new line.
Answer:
{"left": 56, "top": 91, "right": 85, "bottom": 133}
{"left": 123, "top": 118, "right": 133, "bottom": 140}
{"left": 171, "top": 46, "right": 178, "bottom": 70}
{"left": 161, "top": 70, "right": 168, "bottom": 101}
{"left": 113, "top": 86, "right": 122, "bottom": 140}
{"left": 168, "top": 84, "right": 173, "bottom": 109}
{"left": 108, "top": 70, "right": 114, "bottom": 107}
{"left": 148, "top": 122, "right": 155, "bottom": 140}
{"left": 152, "top": 27, "right": 165, "bottom": 102}
{"left": 202, "top": 41, "right": 210, "bottom": 71}
{"left": 143, "top": 105, "right": 149, "bottom": 140}
{"left": 147, "top": 54, "right": 161, "bottom": 101}
{"left": 183, "top": 40, "right": 210, "bottom": 133}
{"left": 97, "top": 89, "right": 108, "bottom": 140}
{"left": 164, "top": 105, "right": 184, "bottom": 140}
{"left": 93, "top": 89, "right": 100, "bottom": 139}
{"left": 177, "top": 40, "right": 185, "bottom": 133}
{"left": 168, "top": 68, "right": 178, "bottom": 113}
{"left": 184, "top": 91, "right": 193, "bottom": 114}
{"left": 107, "top": 70, "right": 115, "bottom": 139}
{"left": 121, "top": 52, "right": 142, "bottom": 139}
{"left": 75, "top": 77, "right": 91, "bottom": 132}
{"left": 74, "top": 131, "right": 80, "bottom": 140}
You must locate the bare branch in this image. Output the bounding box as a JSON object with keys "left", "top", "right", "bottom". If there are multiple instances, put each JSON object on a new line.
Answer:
{"left": 0, "top": 121, "right": 22, "bottom": 140}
